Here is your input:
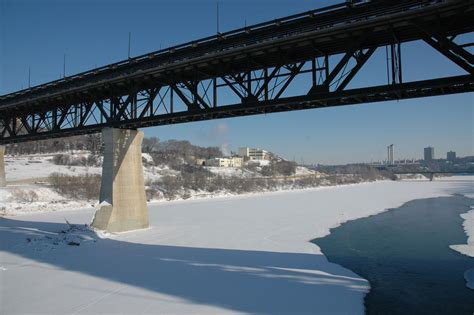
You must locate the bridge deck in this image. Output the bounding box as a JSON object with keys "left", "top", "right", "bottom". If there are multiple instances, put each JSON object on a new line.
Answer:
{"left": 1, "top": 0, "right": 472, "bottom": 109}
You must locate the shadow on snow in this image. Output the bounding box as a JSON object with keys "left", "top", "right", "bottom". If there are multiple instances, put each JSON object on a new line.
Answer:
{"left": 0, "top": 217, "right": 366, "bottom": 314}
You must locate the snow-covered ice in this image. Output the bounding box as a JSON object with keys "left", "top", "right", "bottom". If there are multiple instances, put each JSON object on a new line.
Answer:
{"left": 448, "top": 201, "right": 474, "bottom": 291}
{"left": 0, "top": 177, "right": 473, "bottom": 314}
{"left": 450, "top": 206, "right": 474, "bottom": 258}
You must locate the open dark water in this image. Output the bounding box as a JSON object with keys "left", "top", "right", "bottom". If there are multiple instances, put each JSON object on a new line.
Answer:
{"left": 313, "top": 195, "right": 474, "bottom": 315}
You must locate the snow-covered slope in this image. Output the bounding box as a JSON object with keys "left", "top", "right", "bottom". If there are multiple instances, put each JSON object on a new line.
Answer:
{"left": 1, "top": 177, "right": 472, "bottom": 314}
{"left": 4, "top": 154, "right": 102, "bottom": 182}
{"left": 2, "top": 153, "right": 325, "bottom": 214}
{"left": 4, "top": 153, "right": 174, "bottom": 183}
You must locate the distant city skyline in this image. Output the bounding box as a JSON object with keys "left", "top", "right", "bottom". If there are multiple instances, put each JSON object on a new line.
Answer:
{"left": 1, "top": 0, "right": 473, "bottom": 164}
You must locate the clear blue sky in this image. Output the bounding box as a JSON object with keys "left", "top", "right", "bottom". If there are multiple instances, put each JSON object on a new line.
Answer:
{"left": 1, "top": 0, "right": 473, "bottom": 164}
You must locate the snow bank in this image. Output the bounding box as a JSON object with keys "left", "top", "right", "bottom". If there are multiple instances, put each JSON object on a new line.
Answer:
{"left": 295, "top": 166, "right": 317, "bottom": 176}
{"left": 0, "top": 186, "right": 91, "bottom": 216}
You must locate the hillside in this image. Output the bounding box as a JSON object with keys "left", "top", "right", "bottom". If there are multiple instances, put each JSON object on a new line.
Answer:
{"left": 1, "top": 135, "right": 391, "bottom": 216}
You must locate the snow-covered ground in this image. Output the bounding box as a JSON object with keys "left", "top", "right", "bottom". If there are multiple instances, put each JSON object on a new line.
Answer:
{"left": 1, "top": 177, "right": 472, "bottom": 314}
{"left": 4, "top": 154, "right": 102, "bottom": 182}
{"left": 4, "top": 153, "right": 175, "bottom": 183}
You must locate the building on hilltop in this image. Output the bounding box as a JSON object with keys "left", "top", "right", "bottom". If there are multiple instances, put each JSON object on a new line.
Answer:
{"left": 204, "top": 156, "right": 243, "bottom": 168}
{"left": 239, "top": 147, "right": 271, "bottom": 161}
{"left": 424, "top": 147, "right": 434, "bottom": 161}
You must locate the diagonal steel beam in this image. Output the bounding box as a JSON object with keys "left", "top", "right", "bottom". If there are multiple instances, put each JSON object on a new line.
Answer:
{"left": 171, "top": 84, "right": 200, "bottom": 111}
{"left": 423, "top": 35, "right": 473, "bottom": 74}
{"left": 95, "top": 100, "right": 110, "bottom": 123}
{"left": 274, "top": 62, "right": 305, "bottom": 100}
{"left": 80, "top": 102, "right": 94, "bottom": 126}
{"left": 114, "top": 94, "right": 134, "bottom": 120}
{"left": 255, "top": 66, "right": 282, "bottom": 98}
{"left": 414, "top": 22, "right": 474, "bottom": 74}
{"left": 419, "top": 24, "right": 474, "bottom": 65}
{"left": 336, "top": 47, "right": 377, "bottom": 91}
{"left": 324, "top": 31, "right": 372, "bottom": 87}
{"left": 1, "top": 118, "right": 13, "bottom": 137}
{"left": 182, "top": 81, "right": 210, "bottom": 109}
{"left": 56, "top": 106, "right": 71, "bottom": 129}
{"left": 139, "top": 88, "right": 161, "bottom": 118}
{"left": 20, "top": 116, "right": 33, "bottom": 134}
{"left": 221, "top": 76, "right": 245, "bottom": 99}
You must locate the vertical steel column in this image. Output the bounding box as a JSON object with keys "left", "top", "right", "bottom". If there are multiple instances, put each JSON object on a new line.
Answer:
{"left": 324, "top": 55, "right": 329, "bottom": 82}
{"left": 264, "top": 68, "right": 269, "bottom": 101}
{"left": 312, "top": 57, "right": 317, "bottom": 87}
{"left": 247, "top": 71, "right": 252, "bottom": 97}
{"left": 170, "top": 86, "right": 174, "bottom": 113}
{"left": 213, "top": 78, "right": 217, "bottom": 108}
{"left": 390, "top": 43, "right": 402, "bottom": 85}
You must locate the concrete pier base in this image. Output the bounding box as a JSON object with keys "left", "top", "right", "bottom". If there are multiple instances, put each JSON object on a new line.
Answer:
{"left": 0, "top": 146, "right": 5, "bottom": 187}
{"left": 91, "top": 128, "right": 148, "bottom": 232}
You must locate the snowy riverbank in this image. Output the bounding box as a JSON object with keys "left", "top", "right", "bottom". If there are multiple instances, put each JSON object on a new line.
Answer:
{"left": 450, "top": 207, "right": 474, "bottom": 258}
{"left": 1, "top": 177, "right": 473, "bottom": 314}
{"left": 450, "top": 203, "right": 474, "bottom": 290}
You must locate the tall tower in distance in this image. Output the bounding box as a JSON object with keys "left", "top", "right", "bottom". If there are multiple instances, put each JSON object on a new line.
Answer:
{"left": 424, "top": 147, "right": 434, "bottom": 161}
{"left": 387, "top": 144, "right": 394, "bottom": 165}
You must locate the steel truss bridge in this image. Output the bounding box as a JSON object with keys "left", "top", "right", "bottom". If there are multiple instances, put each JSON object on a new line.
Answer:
{"left": 0, "top": 0, "right": 473, "bottom": 144}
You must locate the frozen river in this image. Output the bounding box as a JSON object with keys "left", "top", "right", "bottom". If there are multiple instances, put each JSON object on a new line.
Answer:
{"left": 1, "top": 177, "right": 473, "bottom": 314}
{"left": 314, "top": 195, "right": 474, "bottom": 315}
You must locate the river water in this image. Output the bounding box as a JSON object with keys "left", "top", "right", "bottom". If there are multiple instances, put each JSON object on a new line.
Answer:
{"left": 313, "top": 195, "right": 474, "bottom": 315}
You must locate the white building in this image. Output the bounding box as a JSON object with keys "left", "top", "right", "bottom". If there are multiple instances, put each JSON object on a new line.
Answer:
{"left": 238, "top": 147, "right": 271, "bottom": 161}
{"left": 206, "top": 158, "right": 230, "bottom": 167}
{"left": 205, "top": 156, "right": 243, "bottom": 168}
{"left": 230, "top": 156, "right": 243, "bottom": 168}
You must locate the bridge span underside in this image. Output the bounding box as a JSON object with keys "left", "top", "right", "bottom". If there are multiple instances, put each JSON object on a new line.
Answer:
{"left": 0, "top": 0, "right": 473, "bottom": 144}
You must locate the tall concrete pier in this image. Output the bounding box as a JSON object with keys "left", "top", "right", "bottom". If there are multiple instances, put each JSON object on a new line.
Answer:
{"left": 0, "top": 146, "right": 5, "bottom": 187}
{"left": 91, "top": 128, "right": 148, "bottom": 232}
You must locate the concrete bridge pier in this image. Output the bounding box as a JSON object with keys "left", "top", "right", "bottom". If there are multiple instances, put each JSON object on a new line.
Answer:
{"left": 91, "top": 128, "right": 149, "bottom": 232}
{"left": 0, "top": 146, "right": 5, "bottom": 187}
